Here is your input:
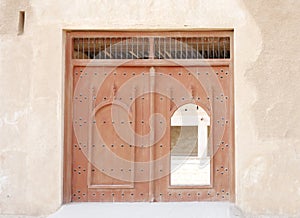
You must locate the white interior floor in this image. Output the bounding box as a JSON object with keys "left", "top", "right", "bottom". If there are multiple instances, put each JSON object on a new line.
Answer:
{"left": 171, "top": 157, "right": 211, "bottom": 186}
{"left": 47, "top": 202, "right": 243, "bottom": 218}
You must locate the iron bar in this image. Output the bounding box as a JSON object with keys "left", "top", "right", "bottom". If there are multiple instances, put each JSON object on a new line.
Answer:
{"left": 136, "top": 37, "right": 139, "bottom": 59}
{"left": 201, "top": 38, "right": 204, "bottom": 59}
{"left": 212, "top": 37, "right": 214, "bottom": 59}
{"left": 121, "top": 38, "right": 123, "bottom": 59}
{"left": 126, "top": 38, "right": 128, "bottom": 59}
{"left": 73, "top": 36, "right": 230, "bottom": 60}
{"left": 174, "top": 38, "right": 177, "bottom": 59}
{"left": 196, "top": 37, "right": 199, "bottom": 59}
{"left": 158, "top": 37, "right": 161, "bottom": 59}
{"left": 87, "top": 38, "right": 89, "bottom": 58}
{"left": 142, "top": 37, "right": 145, "bottom": 59}
{"left": 180, "top": 37, "right": 183, "bottom": 59}
{"left": 185, "top": 37, "right": 187, "bottom": 59}
{"left": 93, "top": 38, "right": 95, "bottom": 59}
{"left": 223, "top": 38, "right": 226, "bottom": 59}
{"left": 82, "top": 38, "right": 84, "bottom": 59}
{"left": 131, "top": 38, "right": 133, "bottom": 59}
{"left": 104, "top": 38, "right": 106, "bottom": 59}
{"left": 218, "top": 37, "right": 220, "bottom": 58}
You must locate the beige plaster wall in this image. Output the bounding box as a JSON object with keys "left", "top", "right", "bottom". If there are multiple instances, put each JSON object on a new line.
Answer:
{"left": 0, "top": 0, "right": 299, "bottom": 217}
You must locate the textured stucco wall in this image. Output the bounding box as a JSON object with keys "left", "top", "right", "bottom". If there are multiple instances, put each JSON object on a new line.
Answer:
{"left": 0, "top": 0, "right": 299, "bottom": 217}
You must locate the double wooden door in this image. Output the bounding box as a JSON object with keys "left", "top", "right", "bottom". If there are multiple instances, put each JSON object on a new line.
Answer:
{"left": 70, "top": 65, "right": 233, "bottom": 202}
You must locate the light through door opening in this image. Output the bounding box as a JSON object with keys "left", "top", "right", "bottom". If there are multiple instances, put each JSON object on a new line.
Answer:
{"left": 170, "top": 103, "right": 210, "bottom": 186}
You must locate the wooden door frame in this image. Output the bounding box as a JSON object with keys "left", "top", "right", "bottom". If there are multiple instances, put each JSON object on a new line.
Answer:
{"left": 63, "top": 30, "right": 235, "bottom": 203}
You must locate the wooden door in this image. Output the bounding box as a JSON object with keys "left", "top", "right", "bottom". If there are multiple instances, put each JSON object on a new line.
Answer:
{"left": 71, "top": 65, "right": 233, "bottom": 202}
{"left": 152, "top": 66, "right": 233, "bottom": 201}
{"left": 72, "top": 66, "right": 153, "bottom": 202}
{"left": 66, "top": 31, "right": 234, "bottom": 202}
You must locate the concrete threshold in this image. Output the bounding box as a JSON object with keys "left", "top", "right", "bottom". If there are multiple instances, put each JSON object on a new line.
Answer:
{"left": 47, "top": 202, "right": 243, "bottom": 218}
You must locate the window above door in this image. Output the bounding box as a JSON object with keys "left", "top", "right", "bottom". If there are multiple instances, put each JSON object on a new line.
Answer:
{"left": 71, "top": 32, "right": 230, "bottom": 60}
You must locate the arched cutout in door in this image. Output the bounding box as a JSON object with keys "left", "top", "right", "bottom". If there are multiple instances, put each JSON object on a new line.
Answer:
{"left": 170, "top": 103, "right": 211, "bottom": 186}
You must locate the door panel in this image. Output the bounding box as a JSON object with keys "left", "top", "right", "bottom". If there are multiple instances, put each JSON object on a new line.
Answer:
{"left": 152, "top": 66, "right": 232, "bottom": 201}
{"left": 71, "top": 65, "right": 233, "bottom": 202}
{"left": 72, "top": 66, "right": 151, "bottom": 202}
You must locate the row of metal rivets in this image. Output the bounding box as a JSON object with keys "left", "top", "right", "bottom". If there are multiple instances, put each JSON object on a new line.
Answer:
{"left": 73, "top": 96, "right": 211, "bottom": 102}
{"left": 73, "top": 191, "right": 229, "bottom": 198}
{"left": 75, "top": 70, "right": 228, "bottom": 76}
{"left": 74, "top": 144, "right": 169, "bottom": 148}
{"left": 72, "top": 190, "right": 229, "bottom": 200}
{"left": 73, "top": 168, "right": 167, "bottom": 174}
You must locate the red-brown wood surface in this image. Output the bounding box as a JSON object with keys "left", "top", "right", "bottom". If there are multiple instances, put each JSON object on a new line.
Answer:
{"left": 65, "top": 31, "right": 234, "bottom": 202}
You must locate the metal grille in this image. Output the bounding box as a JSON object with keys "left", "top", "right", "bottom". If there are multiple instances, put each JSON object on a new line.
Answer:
{"left": 72, "top": 37, "right": 230, "bottom": 59}
{"left": 73, "top": 37, "right": 149, "bottom": 59}
{"left": 154, "top": 37, "right": 230, "bottom": 59}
